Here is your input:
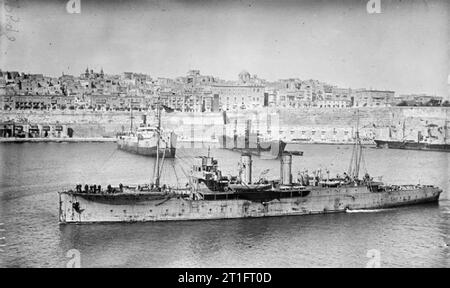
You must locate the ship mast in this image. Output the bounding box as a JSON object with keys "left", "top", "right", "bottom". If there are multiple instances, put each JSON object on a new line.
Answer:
{"left": 402, "top": 118, "right": 405, "bottom": 141}
{"left": 444, "top": 120, "right": 448, "bottom": 144}
{"left": 130, "top": 101, "right": 133, "bottom": 132}
{"left": 348, "top": 109, "right": 363, "bottom": 180}
{"left": 154, "top": 100, "right": 162, "bottom": 187}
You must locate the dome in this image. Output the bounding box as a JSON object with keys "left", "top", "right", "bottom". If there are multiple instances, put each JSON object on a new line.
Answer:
{"left": 239, "top": 70, "right": 250, "bottom": 76}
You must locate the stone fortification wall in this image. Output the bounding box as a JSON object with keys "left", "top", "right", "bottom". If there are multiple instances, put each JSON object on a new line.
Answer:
{"left": 1, "top": 107, "right": 448, "bottom": 141}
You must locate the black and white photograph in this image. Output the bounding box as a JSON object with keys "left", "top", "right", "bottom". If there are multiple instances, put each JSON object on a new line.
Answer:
{"left": 0, "top": 0, "right": 449, "bottom": 270}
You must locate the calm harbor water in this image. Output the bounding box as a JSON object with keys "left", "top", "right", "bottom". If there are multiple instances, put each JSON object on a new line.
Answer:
{"left": 0, "top": 142, "right": 449, "bottom": 267}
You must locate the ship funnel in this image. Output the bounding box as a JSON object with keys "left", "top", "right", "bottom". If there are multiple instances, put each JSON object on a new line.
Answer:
{"left": 280, "top": 153, "right": 292, "bottom": 185}
{"left": 240, "top": 153, "right": 252, "bottom": 184}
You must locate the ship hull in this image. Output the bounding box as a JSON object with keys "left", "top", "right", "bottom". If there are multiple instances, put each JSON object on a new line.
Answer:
{"left": 117, "top": 142, "right": 176, "bottom": 158}
{"left": 117, "top": 132, "right": 177, "bottom": 158}
{"left": 375, "top": 140, "right": 450, "bottom": 152}
{"left": 59, "top": 186, "right": 441, "bottom": 223}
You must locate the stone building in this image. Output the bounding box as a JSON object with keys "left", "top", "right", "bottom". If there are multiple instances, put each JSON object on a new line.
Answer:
{"left": 2, "top": 95, "right": 77, "bottom": 110}
{"left": 159, "top": 87, "right": 215, "bottom": 112}
{"left": 300, "top": 79, "right": 325, "bottom": 103}
{"left": 87, "top": 94, "right": 149, "bottom": 110}
{"left": 211, "top": 83, "right": 265, "bottom": 111}
{"left": 352, "top": 89, "right": 395, "bottom": 107}
{"left": 276, "top": 90, "right": 308, "bottom": 108}
{"left": 394, "top": 94, "right": 443, "bottom": 106}
{"left": 318, "top": 86, "right": 352, "bottom": 108}
{"left": 184, "top": 70, "right": 217, "bottom": 86}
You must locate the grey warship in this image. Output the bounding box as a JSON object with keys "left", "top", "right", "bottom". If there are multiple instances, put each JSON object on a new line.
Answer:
{"left": 58, "top": 110, "right": 442, "bottom": 223}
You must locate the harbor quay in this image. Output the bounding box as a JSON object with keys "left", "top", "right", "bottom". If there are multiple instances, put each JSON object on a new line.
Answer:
{"left": 1, "top": 106, "right": 448, "bottom": 146}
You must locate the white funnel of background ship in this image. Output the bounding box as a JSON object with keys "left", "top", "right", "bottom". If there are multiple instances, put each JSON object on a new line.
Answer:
{"left": 240, "top": 154, "right": 252, "bottom": 184}
{"left": 280, "top": 153, "right": 292, "bottom": 185}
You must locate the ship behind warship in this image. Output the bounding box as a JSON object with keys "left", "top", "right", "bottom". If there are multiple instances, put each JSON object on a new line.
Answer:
{"left": 117, "top": 126, "right": 177, "bottom": 158}
{"left": 116, "top": 105, "right": 177, "bottom": 157}
{"left": 218, "top": 117, "right": 290, "bottom": 159}
{"left": 58, "top": 109, "right": 442, "bottom": 223}
{"left": 375, "top": 120, "right": 450, "bottom": 152}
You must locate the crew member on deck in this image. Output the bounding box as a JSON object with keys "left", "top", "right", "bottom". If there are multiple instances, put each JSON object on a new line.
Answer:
{"left": 364, "top": 173, "right": 371, "bottom": 183}
{"left": 343, "top": 172, "right": 350, "bottom": 182}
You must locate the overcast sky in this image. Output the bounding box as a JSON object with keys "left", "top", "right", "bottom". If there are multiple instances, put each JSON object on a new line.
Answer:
{"left": 1, "top": 0, "right": 449, "bottom": 97}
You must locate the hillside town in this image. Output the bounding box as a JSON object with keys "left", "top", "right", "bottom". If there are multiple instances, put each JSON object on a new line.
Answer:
{"left": 1, "top": 68, "right": 446, "bottom": 113}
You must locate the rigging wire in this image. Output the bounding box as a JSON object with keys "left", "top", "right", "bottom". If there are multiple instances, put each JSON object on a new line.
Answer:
{"left": 171, "top": 159, "right": 180, "bottom": 188}
{"left": 87, "top": 143, "right": 119, "bottom": 183}
{"left": 361, "top": 146, "right": 368, "bottom": 175}
{"left": 171, "top": 150, "right": 193, "bottom": 180}
{"left": 348, "top": 141, "right": 356, "bottom": 176}
{"left": 175, "top": 157, "right": 192, "bottom": 186}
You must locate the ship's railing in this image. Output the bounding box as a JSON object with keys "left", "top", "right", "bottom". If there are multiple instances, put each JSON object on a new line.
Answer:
{"left": 381, "top": 184, "right": 425, "bottom": 192}
{"left": 68, "top": 183, "right": 192, "bottom": 195}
